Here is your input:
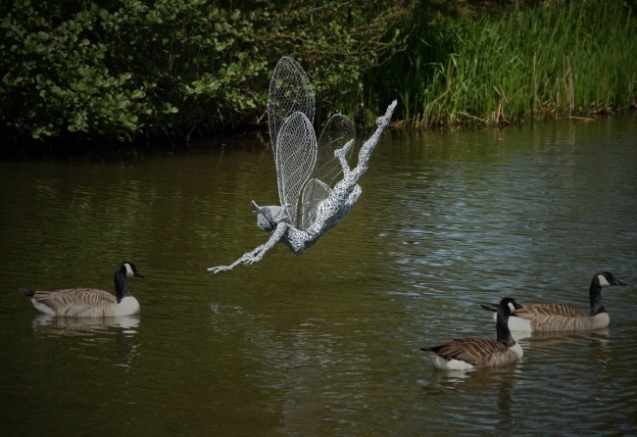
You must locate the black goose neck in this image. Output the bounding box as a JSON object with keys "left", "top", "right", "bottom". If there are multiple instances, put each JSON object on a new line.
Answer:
{"left": 496, "top": 310, "right": 515, "bottom": 347}
{"left": 589, "top": 279, "right": 605, "bottom": 316}
{"left": 114, "top": 268, "right": 131, "bottom": 303}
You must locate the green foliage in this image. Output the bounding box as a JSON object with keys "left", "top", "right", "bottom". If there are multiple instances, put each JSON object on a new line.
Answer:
{"left": 5, "top": 0, "right": 633, "bottom": 144}
{"left": 0, "top": 0, "right": 407, "bottom": 143}
{"left": 363, "top": 0, "right": 637, "bottom": 128}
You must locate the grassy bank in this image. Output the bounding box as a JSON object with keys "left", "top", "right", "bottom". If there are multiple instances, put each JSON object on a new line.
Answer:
{"left": 363, "top": 0, "right": 637, "bottom": 128}
{"left": 2, "top": 0, "right": 636, "bottom": 147}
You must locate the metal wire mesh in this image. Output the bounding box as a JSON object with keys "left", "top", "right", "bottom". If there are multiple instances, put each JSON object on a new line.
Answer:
{"left": 275, "top": 112, "right": 317, "bottom": 227}
{"left": 268, "top": 57, "right": 315, "bottom": 151}
{"left": 300, "top": 177, "right": 331, "bottom": 230}
{"left": 300, "top": 114, "right": 356, "bottom": 228}
{"left": 207, "top": 55, "right": 396, "bottom": 273}
{"left": 316, "top": 114, "right": 356, "bottom": 186}
{"left": 268, "top": 57, "right": 356, "bottom": 230}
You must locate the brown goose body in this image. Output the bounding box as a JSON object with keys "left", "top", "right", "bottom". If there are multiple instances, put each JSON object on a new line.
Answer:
{"left": 510, "top": 303, "right": 609, "bottom": 332}
{"left": 20, "top": 262, "right": 144, "bottom": 318}
{"left": 426, "top": 337, "right": 521, "bottom": 369}
{"left": 481, "top": 272, "right": 625, "bottom": 332}
{"left": 422, "top": 297, "right": 523, "bottom": 371}
{"left": 21, "top": 288, "right": 125, "bottom": 318}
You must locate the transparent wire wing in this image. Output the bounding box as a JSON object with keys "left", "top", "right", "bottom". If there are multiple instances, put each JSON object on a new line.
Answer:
{"left": 275, "top": 112, "right": 317, "bottom": 227}
{"left": 300, "top": 178, "right": 331, "bottom": 230}
{"left": 315, "top": 114, "right": 356, "bottom": 186}
{"left": 268, "top": 57, "right": 315, "bottom": 153}
{"left": 300, "top": 114, "right": 356, "bottom": 229}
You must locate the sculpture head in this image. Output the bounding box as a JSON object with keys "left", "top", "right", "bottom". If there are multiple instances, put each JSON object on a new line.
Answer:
{"left": 251, "top": 201, "right": 289, "bottom": 232}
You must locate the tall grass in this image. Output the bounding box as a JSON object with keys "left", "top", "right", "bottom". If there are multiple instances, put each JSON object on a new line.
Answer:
{"left": 363, "top": 0, "right": 637, "bottom": 128}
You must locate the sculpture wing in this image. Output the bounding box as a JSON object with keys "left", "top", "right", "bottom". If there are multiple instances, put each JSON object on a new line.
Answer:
{"left": 275, "top": 111, "right": 317, "bottom": 226}
{"left": 268, "top": 57, "right": 315, "bottom": 155}
{"left": 300, "top": 114, "right": 356, "bottom": 229}
{"left": 300, "top": 178, "right": 331, "bottom": 230}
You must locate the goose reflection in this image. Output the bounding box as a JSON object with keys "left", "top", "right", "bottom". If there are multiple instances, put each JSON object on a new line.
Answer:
{"left": 516, "top": 327, "right": 610, "bottom": 354}
{"left": 29, "top": 314, "right": 141, "bottom": 369}
{"left": 423, "top": 363, "right": 522, "bottom": 392}
{"left": 420, "top": 364, "right": 520, "bottom": 431}
{"left": 31, "top": 314, "right": 141, "bottom": 336}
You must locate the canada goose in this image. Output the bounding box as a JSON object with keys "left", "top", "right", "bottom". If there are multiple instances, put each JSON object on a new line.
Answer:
{"left": 19, "top": 261, "right": 144, "bottom": 318}
{"left": 421, "top": 297, "right": 523, "bottom": 371}
{"left": 480, "top": 272, "right": 626, "bottom": 332}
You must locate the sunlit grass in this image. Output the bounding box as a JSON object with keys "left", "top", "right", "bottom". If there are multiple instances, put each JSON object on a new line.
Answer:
{"left": 363, "top": 0, "right": 637, "bottom": 128}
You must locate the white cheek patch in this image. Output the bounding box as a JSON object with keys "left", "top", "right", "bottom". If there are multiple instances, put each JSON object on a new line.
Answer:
{"left": 597, "top": 274, "right": 611, "bottom": 287}
{"left": 124, "top": 263, "right": 134, "bottom": 277}
{"left": 508, "top": 302, "right": 517, "bottom": 313}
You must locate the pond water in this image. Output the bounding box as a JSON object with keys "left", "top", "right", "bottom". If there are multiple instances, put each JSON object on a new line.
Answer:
{"left": 1, "top": 114, "right": 636, "bottom": 436}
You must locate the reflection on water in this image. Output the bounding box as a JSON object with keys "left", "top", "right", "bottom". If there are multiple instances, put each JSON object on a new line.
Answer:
{"left": 28, "top": 315, "right": 141, "bottom": 370}
{"left": 423, "top": 364, "right": 521, "bottom": 392}
{"left": 1, "top": 115, "right": 636, "bottom": 436}
{"left": 31, "top": 314, "right": 141, "bottom": 336}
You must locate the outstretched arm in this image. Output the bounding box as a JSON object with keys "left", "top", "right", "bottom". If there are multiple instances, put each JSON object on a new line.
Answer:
{"left": 208, "top": 222, "right": 289, "bottom": 273}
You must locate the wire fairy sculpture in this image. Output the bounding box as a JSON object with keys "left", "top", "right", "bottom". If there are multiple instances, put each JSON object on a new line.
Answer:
{"left": 208, "top": 57, "right": 396, "bottom": 273}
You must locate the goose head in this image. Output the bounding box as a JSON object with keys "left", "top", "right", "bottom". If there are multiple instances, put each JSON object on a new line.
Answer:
{"left": 120, "top": 262, "right": 145, "bottom": 278}
{"left": 113, "top": 262, "right": 144, "bottom": 303}
{"left": 594, "top": 272, "right": 626, "bottom": 288}
{"left": 589, "top": 272, "right": 625, "bottom": 316}
{"left": 497, "top": 297, "right": 521, "bottom": 317}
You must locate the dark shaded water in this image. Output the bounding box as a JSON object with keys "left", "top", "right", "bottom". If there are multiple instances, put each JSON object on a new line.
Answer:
{"left": 1, "top": 115, "right": 636, "bottom": 436}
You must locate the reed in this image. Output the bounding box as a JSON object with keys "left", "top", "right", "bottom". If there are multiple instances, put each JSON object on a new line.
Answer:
{"left": 363, "top": 0, "right": 637, "bottom": 128}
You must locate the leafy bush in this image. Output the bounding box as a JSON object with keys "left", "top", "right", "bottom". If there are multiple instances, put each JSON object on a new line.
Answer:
{"left": 0, "top": 0, "right": 407, "bottom": 144}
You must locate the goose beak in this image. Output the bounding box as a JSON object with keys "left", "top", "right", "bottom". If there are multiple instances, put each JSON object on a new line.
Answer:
{"left": 615, "top": 280, "right": 626, "bottom": 286}
{"left": 136, "top": 272, "right": 145, "bottom": 278}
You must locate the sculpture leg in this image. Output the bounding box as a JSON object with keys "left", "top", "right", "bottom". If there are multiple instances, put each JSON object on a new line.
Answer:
{"left": 334, "top": 139, "right": 354, "bottom": 177}
{"left": 349, "top": 100, "right": 397, "bottom": 182}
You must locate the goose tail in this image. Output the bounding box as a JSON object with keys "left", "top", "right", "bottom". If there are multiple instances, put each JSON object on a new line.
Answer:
{"left": 19, "top": 288, "right": 35, "bottom": 298}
